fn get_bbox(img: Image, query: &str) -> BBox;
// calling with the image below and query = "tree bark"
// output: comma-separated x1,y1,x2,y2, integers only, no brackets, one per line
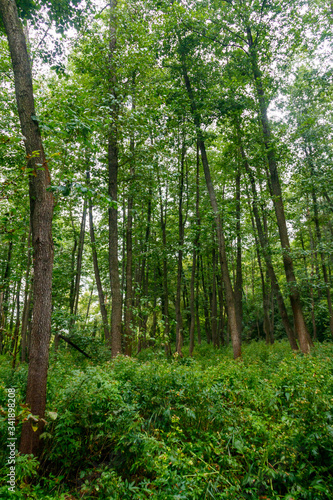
0,0,55,456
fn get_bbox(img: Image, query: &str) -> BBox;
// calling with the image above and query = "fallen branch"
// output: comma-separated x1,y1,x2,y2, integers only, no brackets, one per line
58,334,92,359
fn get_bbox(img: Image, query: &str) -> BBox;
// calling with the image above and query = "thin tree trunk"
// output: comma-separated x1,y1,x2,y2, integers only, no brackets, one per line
12,279,22,369
88,201,110,343
217,267,225,345
69,211,78,315
189,247,196,356
108,0,122,356
236,119,298,350
234,169,243,335
158,177,171,355
0,239,13,351
300,232,317,340
85,284,94,323
211,243,219,347
200,255,211,343
73,199,87,320
307,153,333,338
194,141,201,346
175,134,185,356
20,227,32,362
181,56,241,359
124,82,136,354
247,27,312,354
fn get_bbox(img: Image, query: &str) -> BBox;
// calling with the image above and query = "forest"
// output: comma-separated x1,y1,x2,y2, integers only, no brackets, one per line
0,0,333,498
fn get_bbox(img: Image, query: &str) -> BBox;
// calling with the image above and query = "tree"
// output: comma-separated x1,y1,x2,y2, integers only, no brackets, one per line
0,0,54,455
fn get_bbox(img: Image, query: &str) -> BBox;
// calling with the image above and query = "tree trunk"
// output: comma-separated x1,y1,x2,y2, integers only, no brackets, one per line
0,239,13,352
247,27,312,354
175,134,185,356
181,56,241,359
158,177,171,355
12,279,22,369
200,255,211,344
189,246,196,356
300,232,317,341
211,243,219,347
88,201,110,343
234,169,243,335
20,227,32,362
69,211,78,315
108,0,122,356
307,153,333,338
236,118,298,350
73,199,87,320
124,129,135,356
0,0,55,456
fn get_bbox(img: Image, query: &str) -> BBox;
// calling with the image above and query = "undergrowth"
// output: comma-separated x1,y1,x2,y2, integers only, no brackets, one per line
0,340,333,499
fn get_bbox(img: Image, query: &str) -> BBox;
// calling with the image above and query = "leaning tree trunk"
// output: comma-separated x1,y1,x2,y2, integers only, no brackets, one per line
0,0,54,456
72,199,87,321
239,132,298,350
181,55,241,359
247,27,312,354
87,183,110,343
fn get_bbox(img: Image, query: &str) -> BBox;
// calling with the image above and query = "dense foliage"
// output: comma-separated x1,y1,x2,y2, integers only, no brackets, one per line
1,341,333,499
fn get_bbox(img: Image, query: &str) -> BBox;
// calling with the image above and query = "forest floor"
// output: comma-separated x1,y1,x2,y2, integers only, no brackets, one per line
1,340,333,499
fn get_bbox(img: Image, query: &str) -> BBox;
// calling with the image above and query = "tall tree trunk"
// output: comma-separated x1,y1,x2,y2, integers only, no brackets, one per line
175,134,185,356
137,190,152,351
108,0,122,356
72,199,87,320
234,169,243,334
124,137,135,356
194,142,202,346
307,151,333,338
158,177,171,355
247,27,312,354
217,267,225,345
0,0,55,455
236,119,298,350
200,255,211,344
181,55,241,359
189,246,196,356
87,179,110,343
124,86,137,354
0,239,12,353
20,226,32,363
300,232,317,341
12,279,22,369
211,243,219,347
69,210,78,315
